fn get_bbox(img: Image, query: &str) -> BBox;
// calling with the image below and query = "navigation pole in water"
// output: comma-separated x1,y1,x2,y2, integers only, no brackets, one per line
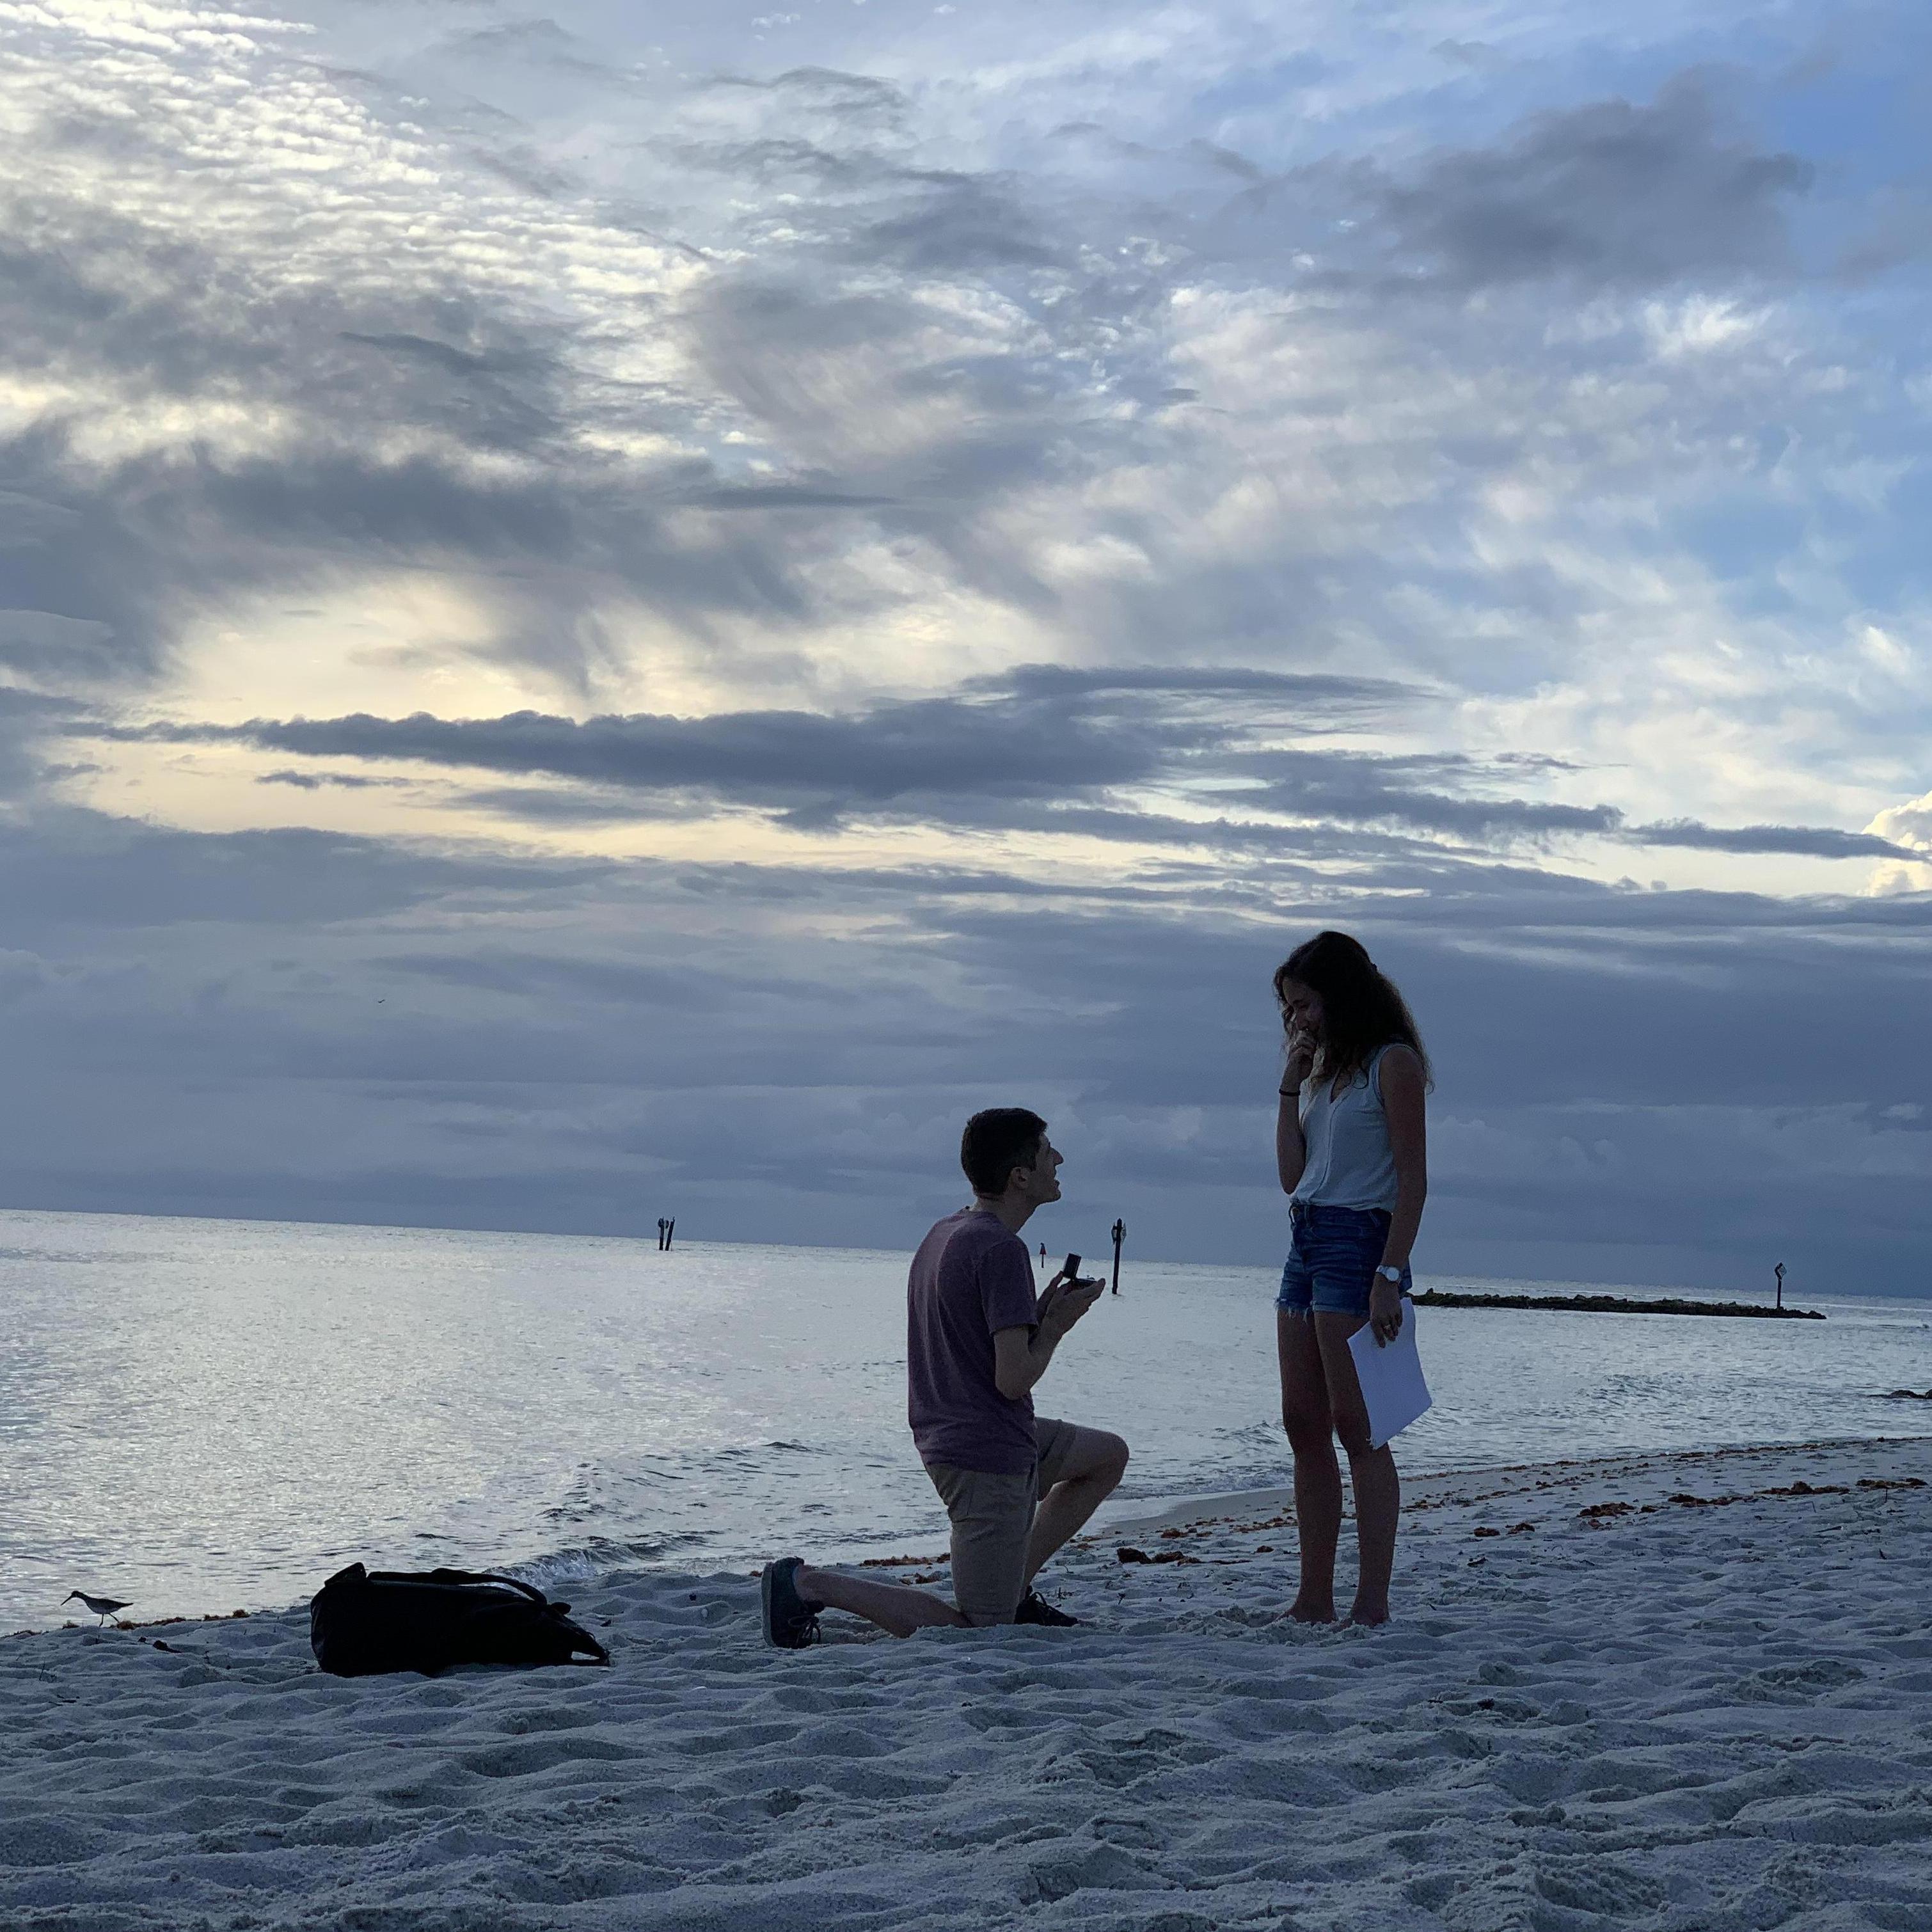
1775,1260,1784,1310
1111,1218,1125,1295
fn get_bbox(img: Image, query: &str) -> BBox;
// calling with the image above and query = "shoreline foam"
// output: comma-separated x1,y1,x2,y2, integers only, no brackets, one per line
6,1436,1932,1929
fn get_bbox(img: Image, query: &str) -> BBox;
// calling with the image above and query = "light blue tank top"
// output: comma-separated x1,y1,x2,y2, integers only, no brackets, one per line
1291,1044,1398,1211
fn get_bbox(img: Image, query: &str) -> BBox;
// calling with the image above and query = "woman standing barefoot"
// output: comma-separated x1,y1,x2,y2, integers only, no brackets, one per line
1272,931,1429,1626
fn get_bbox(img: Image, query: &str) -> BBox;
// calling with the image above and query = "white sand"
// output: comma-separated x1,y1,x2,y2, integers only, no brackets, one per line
6,1436,1932,1932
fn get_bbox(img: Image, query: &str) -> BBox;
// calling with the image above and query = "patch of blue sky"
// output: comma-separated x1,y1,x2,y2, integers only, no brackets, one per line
1172,49,1335,135
1749,72,1929,271
1768,63,1927,186
1162,22,1826,189
1812,473,1932,610
1672,499,1810,608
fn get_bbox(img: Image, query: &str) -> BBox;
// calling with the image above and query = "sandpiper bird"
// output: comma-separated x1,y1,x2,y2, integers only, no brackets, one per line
63,1591,132,1627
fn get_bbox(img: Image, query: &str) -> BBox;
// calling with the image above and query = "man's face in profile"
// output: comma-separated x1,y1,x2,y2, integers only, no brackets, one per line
1015,1136,1064,1207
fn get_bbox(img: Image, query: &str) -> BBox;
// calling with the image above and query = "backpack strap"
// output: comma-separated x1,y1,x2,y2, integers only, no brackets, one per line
434,1569,552,1607
363,1567,552,1608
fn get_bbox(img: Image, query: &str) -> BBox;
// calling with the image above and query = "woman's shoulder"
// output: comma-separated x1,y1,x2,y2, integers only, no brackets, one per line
1371,1041,1425,1091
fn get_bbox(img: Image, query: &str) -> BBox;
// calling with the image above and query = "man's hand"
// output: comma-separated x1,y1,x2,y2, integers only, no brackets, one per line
1038,1274,1104,1338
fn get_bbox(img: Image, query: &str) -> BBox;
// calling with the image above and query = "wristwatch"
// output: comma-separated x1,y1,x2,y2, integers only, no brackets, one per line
1375,1265,1403,1285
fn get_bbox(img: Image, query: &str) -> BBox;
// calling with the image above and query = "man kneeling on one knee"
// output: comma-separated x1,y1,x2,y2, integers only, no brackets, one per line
763,1109,1129,1645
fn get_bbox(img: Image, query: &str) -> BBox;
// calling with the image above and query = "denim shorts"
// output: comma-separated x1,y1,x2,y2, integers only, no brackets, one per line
1277,1203,1411,1316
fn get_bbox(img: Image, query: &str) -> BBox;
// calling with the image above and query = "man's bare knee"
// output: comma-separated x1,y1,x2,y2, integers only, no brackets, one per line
1096,1431,1129,1484
1335,1421,1377,1462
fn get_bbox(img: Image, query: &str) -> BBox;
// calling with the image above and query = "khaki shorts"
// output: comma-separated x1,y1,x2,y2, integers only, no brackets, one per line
924,1416,1079,1627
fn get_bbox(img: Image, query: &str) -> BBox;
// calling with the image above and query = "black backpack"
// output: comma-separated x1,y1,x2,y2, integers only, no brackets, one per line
310,1564,611,1677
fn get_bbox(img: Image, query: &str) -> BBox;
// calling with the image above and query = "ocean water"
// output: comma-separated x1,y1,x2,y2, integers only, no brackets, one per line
4,1207,1930,1634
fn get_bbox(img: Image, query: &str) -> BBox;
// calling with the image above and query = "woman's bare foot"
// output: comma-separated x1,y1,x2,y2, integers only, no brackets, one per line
1286,1594,1338,1624
1345,1599,1390,1627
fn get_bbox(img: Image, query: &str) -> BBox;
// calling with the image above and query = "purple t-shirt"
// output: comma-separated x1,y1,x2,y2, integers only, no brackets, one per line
907,1207,1040,1475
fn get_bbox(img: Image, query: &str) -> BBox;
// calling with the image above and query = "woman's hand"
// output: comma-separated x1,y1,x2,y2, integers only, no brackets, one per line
1283,1024,1316,1091
1368,1276,1404,1347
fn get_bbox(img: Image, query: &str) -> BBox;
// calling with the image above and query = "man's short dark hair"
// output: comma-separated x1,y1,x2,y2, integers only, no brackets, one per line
960,1108,1047,1198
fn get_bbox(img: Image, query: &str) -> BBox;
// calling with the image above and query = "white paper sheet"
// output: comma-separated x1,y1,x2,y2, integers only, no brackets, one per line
1347,1298,1431,1449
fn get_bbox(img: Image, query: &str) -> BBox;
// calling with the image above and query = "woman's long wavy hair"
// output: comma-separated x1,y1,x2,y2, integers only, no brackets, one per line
1272,930,1432,1091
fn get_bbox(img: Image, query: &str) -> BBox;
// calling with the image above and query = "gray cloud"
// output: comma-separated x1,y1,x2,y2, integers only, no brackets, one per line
1068,76,1815,303
258,769,413,792
436,19,621,83
705,67,911,122
338,331,547,381
0,686,92,800
456,784,711,825
52,668,1445,834
1630,819,1912,860
72,669,1404,825
86,693,1174,818
1244,751,1625,843
0,608,118,688
990,666,1418,705
682,481,899,509
0,439,171,692
75,672,1912,861
1353,80,1813,290
856,177,1061,273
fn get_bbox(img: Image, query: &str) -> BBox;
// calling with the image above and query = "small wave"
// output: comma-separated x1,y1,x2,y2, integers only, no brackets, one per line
1208,1421,1287,1446
541,1458,693,1524
711,1440,822,1462
505,1535,717,1592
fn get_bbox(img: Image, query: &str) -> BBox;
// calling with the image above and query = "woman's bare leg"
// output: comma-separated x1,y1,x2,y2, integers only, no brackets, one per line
1278,1308,1342,1622
1313,1311,1400,1625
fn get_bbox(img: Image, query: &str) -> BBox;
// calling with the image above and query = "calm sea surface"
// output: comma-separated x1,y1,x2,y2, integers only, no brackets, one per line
4,1208,1930,1633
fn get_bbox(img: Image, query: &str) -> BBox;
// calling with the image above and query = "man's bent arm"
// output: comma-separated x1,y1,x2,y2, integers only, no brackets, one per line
993,1322,1061,1400
992,1280,1102,1400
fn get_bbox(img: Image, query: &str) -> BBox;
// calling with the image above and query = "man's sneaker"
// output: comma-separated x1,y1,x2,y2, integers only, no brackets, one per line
1014,1588,1079,1627
761,1557,823,1649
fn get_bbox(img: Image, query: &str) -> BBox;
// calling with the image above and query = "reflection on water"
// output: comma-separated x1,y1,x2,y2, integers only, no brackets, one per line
3,1208,1929,1631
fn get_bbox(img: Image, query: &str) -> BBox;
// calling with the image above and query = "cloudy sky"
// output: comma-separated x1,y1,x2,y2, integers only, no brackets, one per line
2,0,1928,1291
